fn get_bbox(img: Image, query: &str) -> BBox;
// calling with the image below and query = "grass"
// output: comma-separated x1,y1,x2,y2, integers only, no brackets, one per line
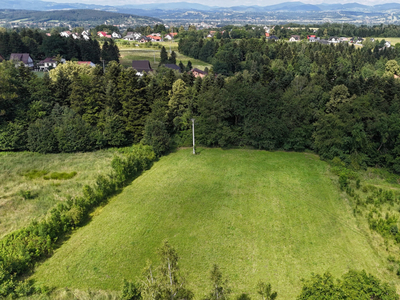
32,148,398,299
0,150,115,238
118,42,211,70
370,37,400,45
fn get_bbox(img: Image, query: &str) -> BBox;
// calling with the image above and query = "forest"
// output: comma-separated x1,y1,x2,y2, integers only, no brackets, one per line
2,33,400,173
0,28,120,63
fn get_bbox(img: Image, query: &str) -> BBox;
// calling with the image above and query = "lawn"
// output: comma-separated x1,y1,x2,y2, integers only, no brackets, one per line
370,37,400,45
0,150,115,238
32,148,397,299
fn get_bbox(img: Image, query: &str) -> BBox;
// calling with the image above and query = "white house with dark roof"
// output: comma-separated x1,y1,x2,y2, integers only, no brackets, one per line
38,57,66,71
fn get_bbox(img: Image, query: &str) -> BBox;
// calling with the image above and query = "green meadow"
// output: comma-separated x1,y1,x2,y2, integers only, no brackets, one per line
32,148,397,299
119,45,211,70
0,150,115,238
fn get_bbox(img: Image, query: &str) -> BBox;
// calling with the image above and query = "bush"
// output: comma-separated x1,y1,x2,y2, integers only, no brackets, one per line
43,171,77,180
18,190,36,200
339,174,349,190
23,169,48,180
121,280,141,300
297,270,398,300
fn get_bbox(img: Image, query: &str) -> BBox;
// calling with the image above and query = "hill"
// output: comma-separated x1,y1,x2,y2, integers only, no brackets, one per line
32,149,397,299
0,9,161,25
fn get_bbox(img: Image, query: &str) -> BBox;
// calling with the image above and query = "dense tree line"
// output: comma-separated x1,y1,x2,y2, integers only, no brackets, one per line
175,35,400,173
4,31,400,175
0,28,102,62
0,60,173,153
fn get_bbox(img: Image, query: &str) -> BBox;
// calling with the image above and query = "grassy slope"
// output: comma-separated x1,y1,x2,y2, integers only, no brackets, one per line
32,149,395,299
0,150,114,238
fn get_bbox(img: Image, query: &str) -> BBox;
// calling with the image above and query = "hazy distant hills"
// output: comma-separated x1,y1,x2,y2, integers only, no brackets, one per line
4,0,400,14
0,9,161,24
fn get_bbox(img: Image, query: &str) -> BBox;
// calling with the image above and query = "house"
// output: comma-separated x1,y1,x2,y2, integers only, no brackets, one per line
150,33,161,37
140,37,151,43
72,33,80,40
307,35,316,40
170,32,178,37
309,36,320,43
77,61,96,67
163,64,181,72
97,31,108,38
370,38,375,42
82,30,90,41
132,60,152,74
105,34,112,39
265,32,270,37
268,35,279,41
9,53,34,68
46,33,51,37
147,35,162,42
38,57,66,70
356,37,364,44
124,32,142,40
164,34,173,40
191,68,207,78
385,41,391,48
60,31,71,38
289,35,300,42
339,37,348,42
328,36,339,43
317,39,329,45
124,34,136,41
112,32,121,39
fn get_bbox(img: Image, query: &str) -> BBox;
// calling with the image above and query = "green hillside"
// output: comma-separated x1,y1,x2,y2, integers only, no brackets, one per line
32,149,397,299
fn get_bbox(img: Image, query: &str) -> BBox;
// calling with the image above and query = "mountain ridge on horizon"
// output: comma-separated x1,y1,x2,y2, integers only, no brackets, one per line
3,0,400,12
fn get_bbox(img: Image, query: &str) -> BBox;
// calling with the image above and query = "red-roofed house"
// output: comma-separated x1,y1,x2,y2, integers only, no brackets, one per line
170,32,178,37
105,34,112,39
265,32,270,37
307,35,316,40
147,35,162,42
77,61,96,67
97,31,108,38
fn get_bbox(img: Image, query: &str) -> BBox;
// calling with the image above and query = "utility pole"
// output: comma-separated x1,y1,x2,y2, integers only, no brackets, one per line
102,60,105,73
191,118,195,155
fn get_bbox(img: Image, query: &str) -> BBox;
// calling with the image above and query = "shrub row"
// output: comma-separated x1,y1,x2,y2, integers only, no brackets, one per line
0,145,156,298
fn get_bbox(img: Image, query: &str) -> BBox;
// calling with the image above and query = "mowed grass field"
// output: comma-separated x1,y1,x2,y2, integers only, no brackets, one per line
371,37,400,45
32,148,396,299
118,42,211,70
0,150,115,238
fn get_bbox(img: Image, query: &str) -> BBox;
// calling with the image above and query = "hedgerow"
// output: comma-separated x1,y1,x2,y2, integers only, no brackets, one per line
0,145,155,297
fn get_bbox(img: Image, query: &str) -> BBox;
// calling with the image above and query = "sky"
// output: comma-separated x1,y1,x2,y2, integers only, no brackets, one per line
40,0,400,7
